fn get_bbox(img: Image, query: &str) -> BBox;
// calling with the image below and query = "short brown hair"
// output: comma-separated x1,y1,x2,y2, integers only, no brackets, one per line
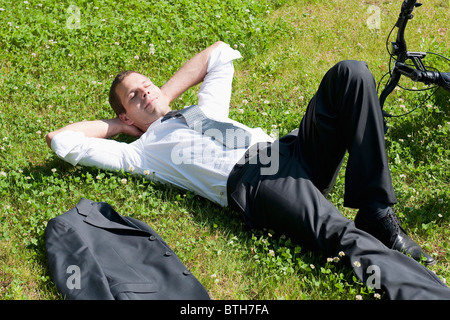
108,70,139,116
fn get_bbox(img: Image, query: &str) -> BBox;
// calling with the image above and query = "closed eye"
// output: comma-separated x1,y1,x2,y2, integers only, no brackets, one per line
129,91,137,100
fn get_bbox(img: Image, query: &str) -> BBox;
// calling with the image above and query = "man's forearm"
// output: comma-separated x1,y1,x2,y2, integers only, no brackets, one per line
161,41,223,104
45,118,129,149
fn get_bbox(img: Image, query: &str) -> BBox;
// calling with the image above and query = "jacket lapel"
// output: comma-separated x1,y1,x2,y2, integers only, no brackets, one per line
76,198,150,235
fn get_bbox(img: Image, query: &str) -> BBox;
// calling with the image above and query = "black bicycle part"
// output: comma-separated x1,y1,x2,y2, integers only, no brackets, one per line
378,0,449,133
379,0,422,110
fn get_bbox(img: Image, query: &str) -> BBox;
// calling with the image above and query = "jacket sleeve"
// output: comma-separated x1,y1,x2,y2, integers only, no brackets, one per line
45,217,114,300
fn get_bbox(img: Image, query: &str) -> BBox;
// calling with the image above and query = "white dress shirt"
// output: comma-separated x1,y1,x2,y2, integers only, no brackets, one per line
51,43,273,206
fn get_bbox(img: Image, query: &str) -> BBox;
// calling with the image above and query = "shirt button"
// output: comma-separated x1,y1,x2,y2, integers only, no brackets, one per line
164,251,172,256
149,235,156,241
183,270,191,276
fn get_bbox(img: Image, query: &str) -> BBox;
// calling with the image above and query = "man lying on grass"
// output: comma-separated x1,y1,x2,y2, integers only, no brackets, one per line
45,41,450,300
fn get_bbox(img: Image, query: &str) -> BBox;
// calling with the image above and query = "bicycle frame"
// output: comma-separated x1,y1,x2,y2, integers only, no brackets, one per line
379,0,422,110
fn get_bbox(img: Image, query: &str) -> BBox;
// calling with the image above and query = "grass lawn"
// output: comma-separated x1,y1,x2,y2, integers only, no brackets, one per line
0,0,448,300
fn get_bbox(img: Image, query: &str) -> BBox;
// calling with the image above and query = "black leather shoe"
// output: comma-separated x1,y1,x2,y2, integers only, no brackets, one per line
355,208,436,266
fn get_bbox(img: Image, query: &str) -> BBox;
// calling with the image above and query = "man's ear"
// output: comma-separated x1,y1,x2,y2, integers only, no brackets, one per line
118,113,134,126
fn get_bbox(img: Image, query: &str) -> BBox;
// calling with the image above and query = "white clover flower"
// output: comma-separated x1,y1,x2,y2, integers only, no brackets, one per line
268,250,275,256
121,178,127,184
269,131,279,139
144,169,150,175
51,168,57,173
128,165,135,172
353,261,361,268
339,251,345,257
310,264,315,269
355,295,362,300
374,293,381,299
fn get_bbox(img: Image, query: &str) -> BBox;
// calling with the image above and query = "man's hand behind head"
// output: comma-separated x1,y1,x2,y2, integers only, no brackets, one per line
117,116,145,137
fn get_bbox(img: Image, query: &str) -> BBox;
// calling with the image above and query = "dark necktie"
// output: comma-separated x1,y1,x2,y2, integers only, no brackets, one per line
162,105,251,149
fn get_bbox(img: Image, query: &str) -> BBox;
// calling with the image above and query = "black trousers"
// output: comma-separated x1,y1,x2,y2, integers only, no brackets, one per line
227,60,450,300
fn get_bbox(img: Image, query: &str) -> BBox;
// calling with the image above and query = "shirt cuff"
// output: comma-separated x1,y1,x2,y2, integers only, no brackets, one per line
207,42,242,73
51,130,88,166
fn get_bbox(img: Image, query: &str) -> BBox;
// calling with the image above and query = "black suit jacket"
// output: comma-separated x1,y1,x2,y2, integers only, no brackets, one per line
45,198,210,300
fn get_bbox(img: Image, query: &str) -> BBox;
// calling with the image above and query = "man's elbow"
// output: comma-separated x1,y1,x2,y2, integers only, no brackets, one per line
45,132,55,149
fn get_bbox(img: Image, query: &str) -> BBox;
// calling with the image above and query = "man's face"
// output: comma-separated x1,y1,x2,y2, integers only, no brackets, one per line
116,72,170,131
